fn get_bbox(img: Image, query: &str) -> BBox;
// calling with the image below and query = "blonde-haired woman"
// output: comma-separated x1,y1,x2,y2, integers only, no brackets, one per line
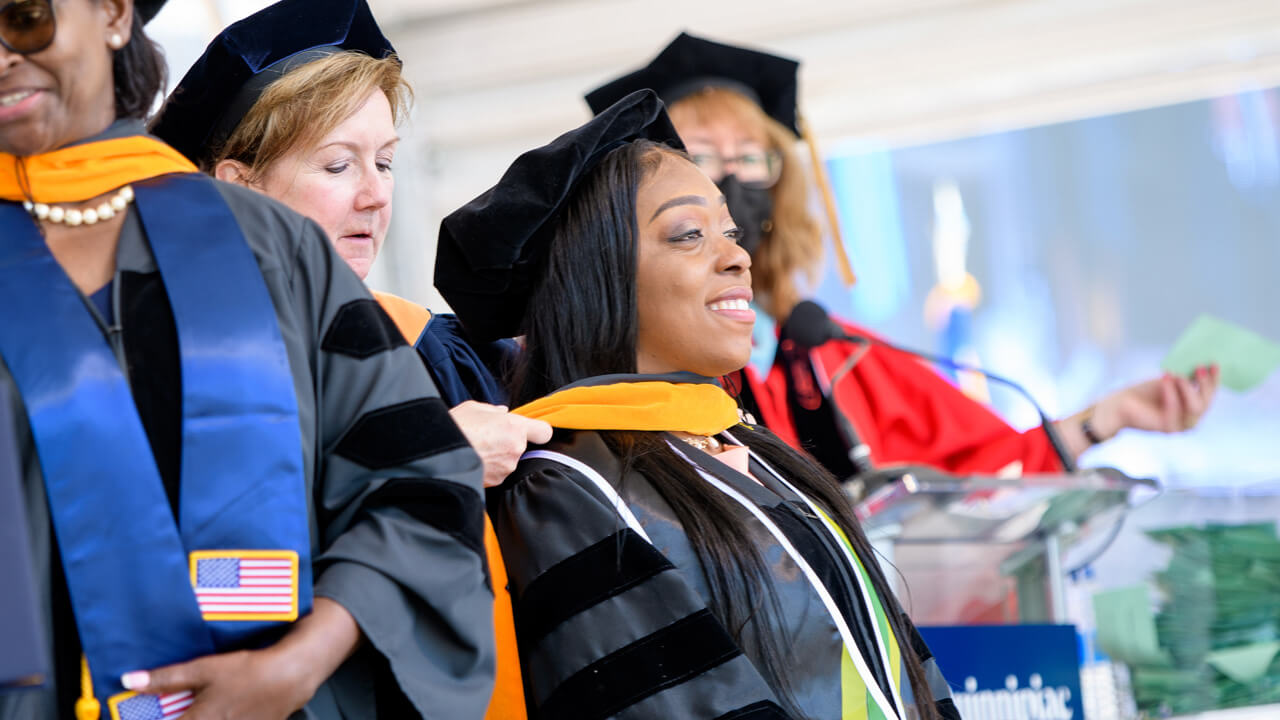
211,50,409,284
589,32,1219,482
153,1,538,717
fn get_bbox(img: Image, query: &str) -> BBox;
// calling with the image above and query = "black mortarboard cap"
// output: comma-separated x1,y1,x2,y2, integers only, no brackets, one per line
150,0,395,166
137,1,167,23
585,32,800,136
435,89,683,342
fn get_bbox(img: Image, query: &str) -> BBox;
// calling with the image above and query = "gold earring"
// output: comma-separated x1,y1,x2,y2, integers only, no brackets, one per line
109,33,124,49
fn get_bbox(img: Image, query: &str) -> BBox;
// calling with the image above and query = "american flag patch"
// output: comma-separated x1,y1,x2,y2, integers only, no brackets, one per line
109,690,194,720
188,550,298,621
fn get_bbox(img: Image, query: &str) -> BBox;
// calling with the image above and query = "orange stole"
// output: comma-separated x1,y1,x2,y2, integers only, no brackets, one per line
371,291,527,720
0,135,197,203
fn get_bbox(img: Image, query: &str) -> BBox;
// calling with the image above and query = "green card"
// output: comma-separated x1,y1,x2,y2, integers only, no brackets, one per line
1162,315,1280,392
1093,584,1170,666
1206,642,1280,685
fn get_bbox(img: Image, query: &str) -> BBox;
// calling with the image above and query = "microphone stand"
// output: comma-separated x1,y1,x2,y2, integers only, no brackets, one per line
839,333,1078,473
822,341,875,476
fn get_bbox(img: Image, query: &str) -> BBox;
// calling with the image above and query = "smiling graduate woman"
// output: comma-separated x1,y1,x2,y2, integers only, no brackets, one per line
0,1,493,719
436,90,962,720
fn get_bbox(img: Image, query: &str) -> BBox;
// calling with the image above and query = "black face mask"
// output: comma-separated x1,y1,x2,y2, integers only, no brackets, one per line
717,174,774,256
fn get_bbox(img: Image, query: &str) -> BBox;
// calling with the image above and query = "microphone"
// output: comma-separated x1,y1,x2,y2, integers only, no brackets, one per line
781,302,875,476
781,299,843,349
785,300,1077,474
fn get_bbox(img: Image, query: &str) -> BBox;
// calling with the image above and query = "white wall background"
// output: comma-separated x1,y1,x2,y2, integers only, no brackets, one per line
148,0,1280,309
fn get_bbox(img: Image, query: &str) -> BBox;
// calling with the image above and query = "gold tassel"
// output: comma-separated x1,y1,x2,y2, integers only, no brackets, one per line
798,113,856,287
76,655,100,720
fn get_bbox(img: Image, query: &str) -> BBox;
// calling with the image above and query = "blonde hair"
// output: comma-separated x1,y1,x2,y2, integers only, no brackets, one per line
668,87,822,320
213,51,412,180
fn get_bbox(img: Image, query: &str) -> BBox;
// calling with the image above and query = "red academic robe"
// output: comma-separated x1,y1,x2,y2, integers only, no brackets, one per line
739,315,1063,476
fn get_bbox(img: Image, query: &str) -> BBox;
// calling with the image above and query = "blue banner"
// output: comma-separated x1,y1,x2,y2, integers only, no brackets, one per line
920,624,1084,720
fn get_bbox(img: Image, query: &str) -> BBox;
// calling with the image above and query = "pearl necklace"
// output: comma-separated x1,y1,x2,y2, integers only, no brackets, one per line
23,185,134,227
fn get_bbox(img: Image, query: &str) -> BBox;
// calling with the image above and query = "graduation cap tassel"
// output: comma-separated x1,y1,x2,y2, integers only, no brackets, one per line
798,113,856,287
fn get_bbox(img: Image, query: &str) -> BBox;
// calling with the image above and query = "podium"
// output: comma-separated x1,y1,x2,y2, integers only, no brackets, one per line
854,466,1155,624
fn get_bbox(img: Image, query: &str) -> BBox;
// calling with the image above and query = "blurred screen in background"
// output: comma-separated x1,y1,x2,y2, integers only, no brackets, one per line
817,87,1280,488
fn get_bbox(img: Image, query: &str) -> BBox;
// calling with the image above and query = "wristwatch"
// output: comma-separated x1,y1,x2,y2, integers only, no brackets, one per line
1080,410,1105,446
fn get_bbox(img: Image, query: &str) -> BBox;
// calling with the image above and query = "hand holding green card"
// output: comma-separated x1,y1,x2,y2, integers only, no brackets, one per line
1162,315,1280,392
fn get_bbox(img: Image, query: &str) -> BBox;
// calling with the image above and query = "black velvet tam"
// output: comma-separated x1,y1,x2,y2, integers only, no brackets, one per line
585,32,801,136
435,89,682,343
137,0,167,23
149,0,395,166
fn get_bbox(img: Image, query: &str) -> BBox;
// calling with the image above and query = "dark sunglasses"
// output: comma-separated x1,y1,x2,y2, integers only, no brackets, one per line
0,0,55,55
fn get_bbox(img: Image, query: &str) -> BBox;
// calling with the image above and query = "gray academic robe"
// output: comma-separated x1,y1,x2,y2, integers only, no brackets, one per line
0,138,494,719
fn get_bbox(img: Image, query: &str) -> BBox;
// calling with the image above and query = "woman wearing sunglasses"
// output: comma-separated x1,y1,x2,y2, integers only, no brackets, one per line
0,1,493,719
588,33,1220,482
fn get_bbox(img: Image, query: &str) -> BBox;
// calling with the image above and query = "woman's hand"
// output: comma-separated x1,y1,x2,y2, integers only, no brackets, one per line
450,401,554,487
121,598,361,720
1057,364,1220,459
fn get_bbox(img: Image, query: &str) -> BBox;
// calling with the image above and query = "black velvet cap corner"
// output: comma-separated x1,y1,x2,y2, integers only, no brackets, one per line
149,0,395,166
136,0,167,23
585,32,801,136
435,89,683,343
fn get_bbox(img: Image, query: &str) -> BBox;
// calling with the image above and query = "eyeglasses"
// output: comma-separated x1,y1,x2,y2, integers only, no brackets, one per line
689,149,783,188
0,0,56,56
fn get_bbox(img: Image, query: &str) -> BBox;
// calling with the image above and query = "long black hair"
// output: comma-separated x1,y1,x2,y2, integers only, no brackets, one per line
510,140,941,720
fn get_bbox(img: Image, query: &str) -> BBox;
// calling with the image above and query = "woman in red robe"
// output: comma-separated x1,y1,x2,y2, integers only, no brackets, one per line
587,33,1219,480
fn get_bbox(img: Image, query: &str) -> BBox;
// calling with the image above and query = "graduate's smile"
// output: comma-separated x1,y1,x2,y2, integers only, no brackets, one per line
0,87,43,123
0,88,37,107
707,287,755,323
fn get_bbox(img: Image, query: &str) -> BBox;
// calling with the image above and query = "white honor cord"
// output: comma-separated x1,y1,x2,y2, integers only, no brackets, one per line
669,441,904,720
521,450,653,543
723,432,908,720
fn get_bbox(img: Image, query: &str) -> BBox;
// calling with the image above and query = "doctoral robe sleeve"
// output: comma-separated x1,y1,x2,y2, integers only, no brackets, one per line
416,313,515,407
285,214,495,718
491,458,792,720
762,318,1062,476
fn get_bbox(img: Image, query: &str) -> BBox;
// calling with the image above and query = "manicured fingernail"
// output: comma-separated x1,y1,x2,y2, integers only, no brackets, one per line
121,671,149,690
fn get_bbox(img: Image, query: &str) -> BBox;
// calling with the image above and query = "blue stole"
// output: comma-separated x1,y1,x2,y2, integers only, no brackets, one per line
0,173,310,697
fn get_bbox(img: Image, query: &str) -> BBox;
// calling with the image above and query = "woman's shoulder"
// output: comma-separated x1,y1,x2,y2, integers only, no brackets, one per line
499,430,646,509
822,312,934,377
828,313,886,343
508,430,618,485
208,177,330,265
